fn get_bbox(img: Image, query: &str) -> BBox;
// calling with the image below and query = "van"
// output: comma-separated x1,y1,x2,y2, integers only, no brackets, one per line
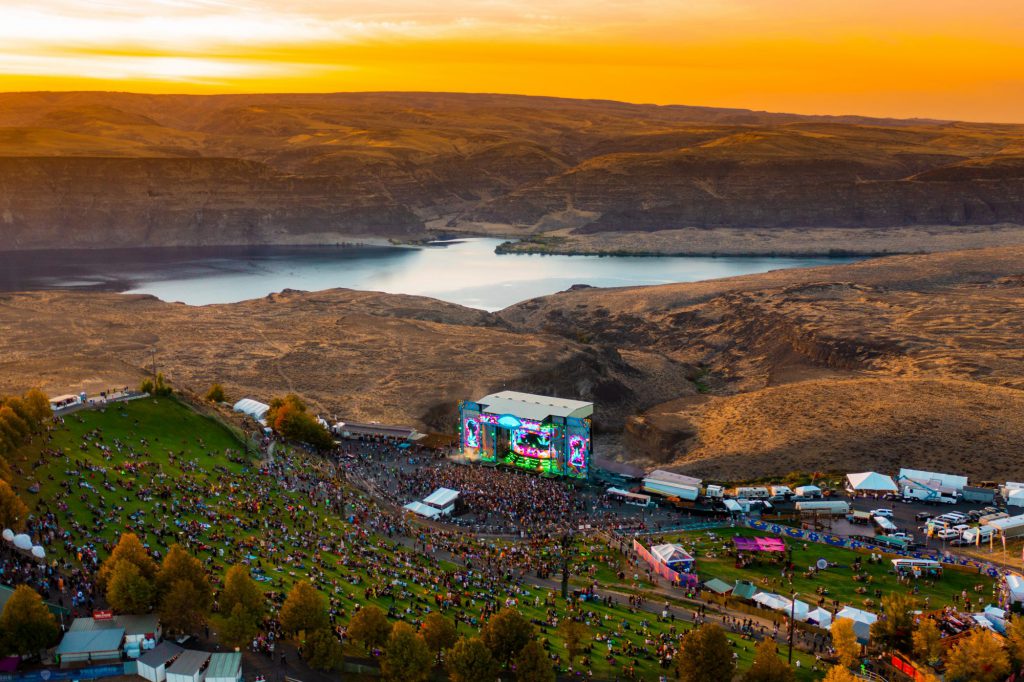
935,528,959,540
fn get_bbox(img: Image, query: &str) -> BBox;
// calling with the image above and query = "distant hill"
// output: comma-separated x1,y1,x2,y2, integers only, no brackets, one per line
1,91,1024,250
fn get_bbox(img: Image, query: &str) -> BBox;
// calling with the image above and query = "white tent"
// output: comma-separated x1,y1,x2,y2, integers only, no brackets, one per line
403,501,441,519
422,488,459,515
650,544,695,569
794,485,822,497
836,607,878,642
1007,489,1024,508
845,472,898,493
1006,574,1024,604
723,499,742,514
807,608,833,627
232,398,269,423
752,593,790,611
12,534,31,550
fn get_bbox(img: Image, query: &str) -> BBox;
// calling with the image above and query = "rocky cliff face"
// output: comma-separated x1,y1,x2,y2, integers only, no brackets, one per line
2,92,1024,250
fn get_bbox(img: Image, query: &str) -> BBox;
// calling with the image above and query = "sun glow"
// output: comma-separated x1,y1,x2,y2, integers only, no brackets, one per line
3,0,1024,122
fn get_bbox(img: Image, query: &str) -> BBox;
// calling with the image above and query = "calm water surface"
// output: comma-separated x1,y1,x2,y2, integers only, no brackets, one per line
1,239,855,311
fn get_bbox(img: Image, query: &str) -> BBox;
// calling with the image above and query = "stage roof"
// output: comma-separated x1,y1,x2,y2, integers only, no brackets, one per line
476,391,593,421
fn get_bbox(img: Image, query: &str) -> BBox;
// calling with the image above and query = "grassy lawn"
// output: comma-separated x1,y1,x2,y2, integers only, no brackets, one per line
659,527,995,612
13,398,827,680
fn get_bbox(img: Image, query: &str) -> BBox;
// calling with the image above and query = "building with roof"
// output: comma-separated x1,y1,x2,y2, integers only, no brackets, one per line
205,653,242,682
166,650,210,682
459,391,593,478
55,627,125,666
69,614,159,658
642,470,702,501
137,642,183,682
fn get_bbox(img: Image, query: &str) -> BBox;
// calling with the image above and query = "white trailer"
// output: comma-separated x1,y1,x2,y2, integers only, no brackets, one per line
642,470,701,501
987,514,1024,540
962,526,997,545
795,500,850,515
734,486,770,500
703,484,725,499
902,482,958,504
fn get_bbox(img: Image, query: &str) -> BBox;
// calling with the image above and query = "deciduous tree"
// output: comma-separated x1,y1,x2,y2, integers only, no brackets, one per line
221,565,265,622
871,592,917,652
106,560,156,613
0,586,59,657
823,666,857,682
347,604,390,652
445,637,500,682
97,533,158,592
675,624,734,682
946,629,1010,682
742,638,796,682
381,622,431,682
159,579,208,635
480,608,534,668
558,619,590,665
219,603,259,651
420,612,457,663
302,628,344,672
1006,615,1024,670
279,581,328,635
0,480,28,530
912,618,944,666
21,390,52,428
205,384,226,403
514,640,554,682
830,618,860,669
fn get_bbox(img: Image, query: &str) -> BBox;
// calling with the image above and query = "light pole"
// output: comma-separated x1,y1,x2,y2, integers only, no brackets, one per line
788,591,798,664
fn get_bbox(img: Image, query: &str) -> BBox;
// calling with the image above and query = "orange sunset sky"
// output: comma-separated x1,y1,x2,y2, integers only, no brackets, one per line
3,0,1024,122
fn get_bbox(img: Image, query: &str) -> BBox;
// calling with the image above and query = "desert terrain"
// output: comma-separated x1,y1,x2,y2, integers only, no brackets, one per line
2,92,1024,253
1,245,1023,480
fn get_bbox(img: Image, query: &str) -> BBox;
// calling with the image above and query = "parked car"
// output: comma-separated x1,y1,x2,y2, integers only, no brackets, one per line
935,528,960,540
915,511,934,522
945,512,969,523
871,508,894,518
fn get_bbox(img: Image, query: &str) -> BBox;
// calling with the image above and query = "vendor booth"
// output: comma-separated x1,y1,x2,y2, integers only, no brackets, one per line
137,642,184,682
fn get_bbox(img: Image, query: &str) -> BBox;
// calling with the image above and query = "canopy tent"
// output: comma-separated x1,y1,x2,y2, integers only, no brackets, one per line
403,501,441,519
723,499,743,514
232,398,269,423
650,544,695,570
733,537,786,552
1006,574,1024,604
846,472,898,492
733,580,759,600
752,593,790,611
703,578,733,595
794,485,822,497
836,607,878,642
807,608,833,627
1007,489,1024,508
422,488,459,510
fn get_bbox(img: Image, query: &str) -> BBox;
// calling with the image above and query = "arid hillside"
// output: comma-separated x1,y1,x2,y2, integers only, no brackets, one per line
3,92,1024,252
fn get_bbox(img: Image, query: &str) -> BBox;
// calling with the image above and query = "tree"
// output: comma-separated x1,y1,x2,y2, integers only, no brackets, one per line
912,618,944,667
742,638,796,682
221,565,265,622
830,618,860,669
158,545,212,601
1006,615,1024,670
21,390,51,428
514,640,554,682
823,666,858,682
871,592,917,652
106,560,156,613
946,630,1010,682
0,480,28,530
303,628,344,672
0,408,29,442
0,586,59,657
480,608,535,668
280,581,328,635
160,579,209,635
381,622,432,682
219,603,259,651
140,373,172,397
265,394,334,450
445,637,500,682
558,619,590,665
674,624,734,682
205,384,226,403
347,604,391,652
97,533,158,592
2,398,36,434
420,612,457,663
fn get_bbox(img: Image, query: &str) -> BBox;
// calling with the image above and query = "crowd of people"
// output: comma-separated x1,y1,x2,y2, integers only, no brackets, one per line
2,402,828,680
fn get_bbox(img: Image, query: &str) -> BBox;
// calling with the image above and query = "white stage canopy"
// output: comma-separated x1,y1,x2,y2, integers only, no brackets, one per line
845,472,898,492
403,501,441,519
423,488,460,509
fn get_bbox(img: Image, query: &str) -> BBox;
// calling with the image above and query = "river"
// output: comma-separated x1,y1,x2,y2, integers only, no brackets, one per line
0,239,856,311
